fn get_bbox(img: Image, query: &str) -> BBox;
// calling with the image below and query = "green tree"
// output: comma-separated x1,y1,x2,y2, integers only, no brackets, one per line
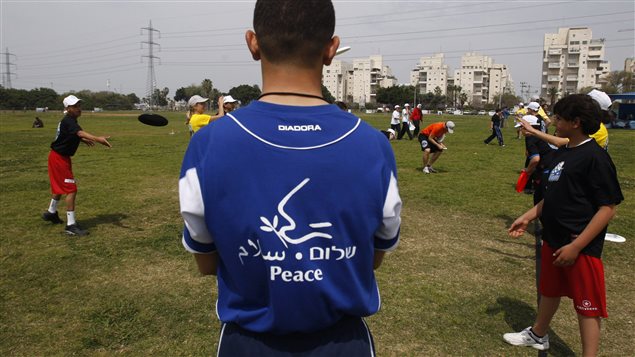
376,85,415,107
547,87,559,105
601,70,634,94
433,86,442,97
321,84,335,103
458,92,468,109
228,84,261,105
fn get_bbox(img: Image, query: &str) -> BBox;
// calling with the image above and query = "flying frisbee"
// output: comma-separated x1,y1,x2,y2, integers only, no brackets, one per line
604,233,626,243
138,113,168,127
335,46,351,56
515,170,529,192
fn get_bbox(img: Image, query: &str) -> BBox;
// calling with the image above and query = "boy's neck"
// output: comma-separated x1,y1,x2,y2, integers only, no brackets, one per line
259,61,327,106
566,131,589,148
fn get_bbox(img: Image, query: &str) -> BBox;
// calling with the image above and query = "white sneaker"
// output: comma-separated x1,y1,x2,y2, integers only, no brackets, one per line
423,167,430,174
503,327,549,351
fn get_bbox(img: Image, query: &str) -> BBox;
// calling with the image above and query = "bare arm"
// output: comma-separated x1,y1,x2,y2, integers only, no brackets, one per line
373,250,386,269
553,205,616,266
520,120,568,147
208,96,226,122
525,155,540,176
194,252,218,275
78,130,111,148
508,200,544,238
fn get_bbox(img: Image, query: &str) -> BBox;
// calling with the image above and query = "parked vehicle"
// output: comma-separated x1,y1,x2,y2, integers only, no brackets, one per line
478,110,487,115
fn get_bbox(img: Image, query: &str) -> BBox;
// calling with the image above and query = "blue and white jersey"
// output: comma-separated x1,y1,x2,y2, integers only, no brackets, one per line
179,101,401,334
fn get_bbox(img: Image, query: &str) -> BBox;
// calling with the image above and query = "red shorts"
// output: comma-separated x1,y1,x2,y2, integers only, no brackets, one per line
539,242,607,318
48,150,77,194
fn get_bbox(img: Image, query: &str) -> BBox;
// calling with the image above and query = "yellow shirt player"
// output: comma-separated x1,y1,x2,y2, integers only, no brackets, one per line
187,95,239,134
190,113,212,133
589,122,608,149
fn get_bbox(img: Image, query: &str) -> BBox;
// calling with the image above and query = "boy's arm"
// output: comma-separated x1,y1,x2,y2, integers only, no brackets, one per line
77,130,111,148
194,252,218,275
519,119,568,147
508,200,544,238
553,205,616,266
525,155,540,176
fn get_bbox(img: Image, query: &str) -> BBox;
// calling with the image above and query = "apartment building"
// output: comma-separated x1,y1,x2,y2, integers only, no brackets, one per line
451,53,513,106
322,55,396,105
540,27,611,99
409,53,449,95
625,58,634,73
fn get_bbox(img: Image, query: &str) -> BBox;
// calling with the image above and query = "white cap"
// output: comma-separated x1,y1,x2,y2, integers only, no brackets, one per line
387,128,396,136
63,95,81,107
417,104,422,108
516,114,540,128
394,104,400,108
526,102,541,112
223,95,238,104
518,102,524,107
445,121,455,133
587,89,612,111
404,103,410,107
188,95,209,107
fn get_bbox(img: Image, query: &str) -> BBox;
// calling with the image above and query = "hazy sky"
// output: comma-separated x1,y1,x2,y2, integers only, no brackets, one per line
1,0,633,100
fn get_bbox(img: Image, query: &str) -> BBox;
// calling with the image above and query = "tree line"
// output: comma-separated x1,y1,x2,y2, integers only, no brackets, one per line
0,86,140,111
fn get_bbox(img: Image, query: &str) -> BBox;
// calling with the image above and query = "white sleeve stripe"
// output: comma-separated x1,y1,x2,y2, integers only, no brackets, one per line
375,171,402,240
179,167,213,245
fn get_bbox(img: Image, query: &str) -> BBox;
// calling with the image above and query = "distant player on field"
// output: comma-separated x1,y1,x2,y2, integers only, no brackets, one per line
179,1,401,355
42,95,111,236
418,121,454,174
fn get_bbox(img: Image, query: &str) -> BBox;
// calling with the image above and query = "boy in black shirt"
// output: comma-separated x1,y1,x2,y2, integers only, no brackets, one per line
505,94,623,355
42,95,112,236
483,108,504,146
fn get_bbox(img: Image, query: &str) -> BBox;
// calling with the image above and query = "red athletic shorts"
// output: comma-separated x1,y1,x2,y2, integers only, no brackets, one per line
48,150,77,194
539,242,607,318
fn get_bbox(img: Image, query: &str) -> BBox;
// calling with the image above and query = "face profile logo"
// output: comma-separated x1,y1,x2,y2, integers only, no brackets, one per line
259,178,333,248
421,140,428,149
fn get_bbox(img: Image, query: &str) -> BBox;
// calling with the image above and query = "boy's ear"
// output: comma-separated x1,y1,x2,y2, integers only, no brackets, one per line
573,117,581,129
323,36,340,66
246,30,261,61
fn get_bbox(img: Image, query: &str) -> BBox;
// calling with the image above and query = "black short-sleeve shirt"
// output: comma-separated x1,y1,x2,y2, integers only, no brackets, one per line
51,115,82,157
491,114,501,127
540,139,623,258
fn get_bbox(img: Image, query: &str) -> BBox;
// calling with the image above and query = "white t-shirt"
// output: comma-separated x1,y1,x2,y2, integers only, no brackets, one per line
402,108,410,122
391,110,401,125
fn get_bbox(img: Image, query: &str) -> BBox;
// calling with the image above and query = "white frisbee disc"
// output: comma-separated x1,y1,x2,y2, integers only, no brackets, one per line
335,46,351,56
605,233,626,243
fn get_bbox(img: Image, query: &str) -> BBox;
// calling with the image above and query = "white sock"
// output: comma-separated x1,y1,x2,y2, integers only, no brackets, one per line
48,199,59,214
67,211,76,226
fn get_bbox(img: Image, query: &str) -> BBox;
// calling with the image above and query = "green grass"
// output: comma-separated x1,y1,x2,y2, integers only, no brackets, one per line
1,110,633,356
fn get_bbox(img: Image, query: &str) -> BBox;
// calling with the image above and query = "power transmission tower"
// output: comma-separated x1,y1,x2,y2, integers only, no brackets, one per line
520,82,527,102
141,21,160,109
1,48,17,89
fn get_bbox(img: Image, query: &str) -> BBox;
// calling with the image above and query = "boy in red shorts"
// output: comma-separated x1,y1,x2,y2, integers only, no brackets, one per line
42,95,112,236
505,94,623,355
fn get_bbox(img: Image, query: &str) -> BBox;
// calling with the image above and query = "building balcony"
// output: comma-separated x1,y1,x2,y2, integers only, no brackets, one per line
589,50,602,57
548,49,562,55
548,76,560,82
567,62,579,68
548,62,561,69
569,46,580,53
590,39,605,44
566,75,578,82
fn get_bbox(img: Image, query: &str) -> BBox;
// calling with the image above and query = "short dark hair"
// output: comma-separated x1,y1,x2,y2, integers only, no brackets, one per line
253,0,335,67
553,94,601,135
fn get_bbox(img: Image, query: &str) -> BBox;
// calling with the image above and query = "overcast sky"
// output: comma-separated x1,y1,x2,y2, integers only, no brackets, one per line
1,0,633,100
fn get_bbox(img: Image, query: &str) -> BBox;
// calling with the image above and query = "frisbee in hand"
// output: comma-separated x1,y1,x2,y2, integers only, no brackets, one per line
604,233,626,243
515,170,529,192
138,113,168,127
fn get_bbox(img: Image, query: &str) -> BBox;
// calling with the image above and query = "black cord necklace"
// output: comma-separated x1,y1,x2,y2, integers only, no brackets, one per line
258,92,329,103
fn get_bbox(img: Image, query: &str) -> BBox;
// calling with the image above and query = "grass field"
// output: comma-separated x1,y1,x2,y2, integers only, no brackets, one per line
1,109,633,356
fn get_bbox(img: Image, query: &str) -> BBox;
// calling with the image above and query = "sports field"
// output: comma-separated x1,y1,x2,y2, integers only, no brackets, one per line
1,110,633,356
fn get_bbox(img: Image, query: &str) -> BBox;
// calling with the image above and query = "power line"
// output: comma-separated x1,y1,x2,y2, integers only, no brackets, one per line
141,20,160,108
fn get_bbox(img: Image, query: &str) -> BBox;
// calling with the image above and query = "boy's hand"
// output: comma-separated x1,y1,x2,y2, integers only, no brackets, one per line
81,138,95,147
553,243,580,266
97,136,112,148
508,218,529,238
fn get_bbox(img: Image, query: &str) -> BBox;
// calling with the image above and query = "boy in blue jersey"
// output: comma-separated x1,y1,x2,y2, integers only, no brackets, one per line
178,1,402,356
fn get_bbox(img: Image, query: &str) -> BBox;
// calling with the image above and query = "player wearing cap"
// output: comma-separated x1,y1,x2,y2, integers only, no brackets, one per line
418,121,454,174
188,95,239,134
391,104,401,134
506,94,623,356
41,95,111,236
397,103,413,140
516,115,554,203
526,101,549,133
410,103,423,138
179,1,401,355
